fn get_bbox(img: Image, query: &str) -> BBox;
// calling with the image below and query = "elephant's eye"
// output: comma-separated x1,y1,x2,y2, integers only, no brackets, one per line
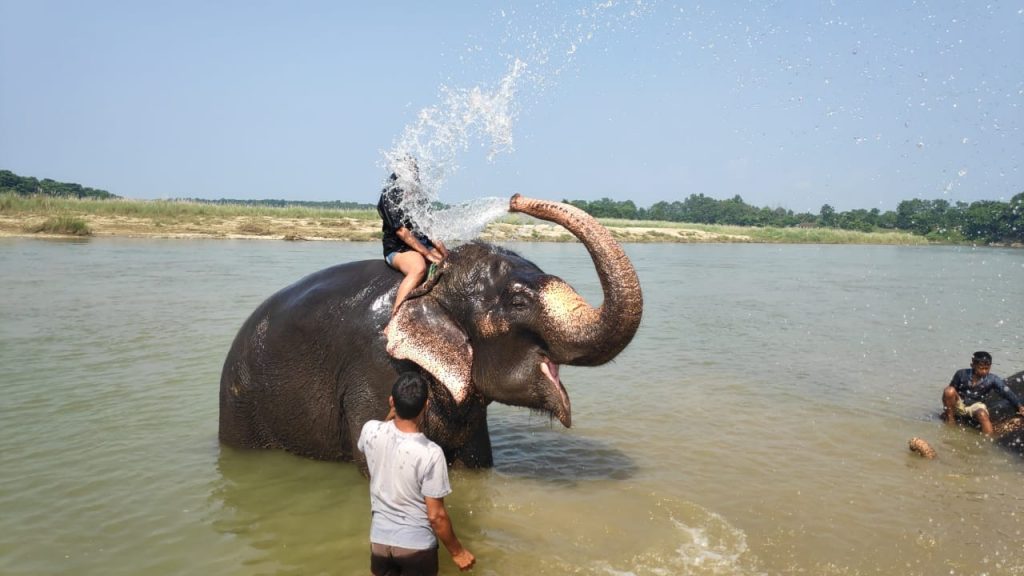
508,284,532,310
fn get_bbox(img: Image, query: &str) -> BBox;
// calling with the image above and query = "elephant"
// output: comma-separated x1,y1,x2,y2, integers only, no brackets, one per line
989,370,1024,456
218,194,643,470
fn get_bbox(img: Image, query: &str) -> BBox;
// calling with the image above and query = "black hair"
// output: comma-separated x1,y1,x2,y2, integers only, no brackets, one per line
972,351,993,365
392,372,429,419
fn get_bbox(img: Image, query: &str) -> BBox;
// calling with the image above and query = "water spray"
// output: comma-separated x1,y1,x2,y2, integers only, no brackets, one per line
379,1,652,244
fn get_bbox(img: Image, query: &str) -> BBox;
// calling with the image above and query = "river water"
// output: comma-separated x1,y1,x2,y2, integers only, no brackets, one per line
1,237,1022,575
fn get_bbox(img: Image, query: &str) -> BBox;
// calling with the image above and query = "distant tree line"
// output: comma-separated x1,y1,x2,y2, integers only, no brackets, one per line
5,169,1020,244
177,197,376,211
566,192,1024,245
1,169,119,199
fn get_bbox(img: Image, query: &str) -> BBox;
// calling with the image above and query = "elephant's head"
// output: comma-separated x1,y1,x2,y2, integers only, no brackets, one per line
384,195,643,429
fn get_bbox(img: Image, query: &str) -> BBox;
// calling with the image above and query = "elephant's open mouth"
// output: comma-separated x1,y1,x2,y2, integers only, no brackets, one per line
540,357,572,428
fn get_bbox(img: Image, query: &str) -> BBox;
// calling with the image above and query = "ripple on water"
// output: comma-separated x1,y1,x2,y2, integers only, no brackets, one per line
490,417,638,483
4,240,1024,575
457,476,764,576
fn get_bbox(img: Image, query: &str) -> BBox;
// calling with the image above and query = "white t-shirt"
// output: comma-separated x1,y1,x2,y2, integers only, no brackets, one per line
357,419,452,550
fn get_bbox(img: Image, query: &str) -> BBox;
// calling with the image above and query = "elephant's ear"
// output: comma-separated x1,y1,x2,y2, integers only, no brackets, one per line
385,296,473,404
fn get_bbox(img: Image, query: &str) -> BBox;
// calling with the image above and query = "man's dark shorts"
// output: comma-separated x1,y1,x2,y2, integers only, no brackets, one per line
370,542,439,576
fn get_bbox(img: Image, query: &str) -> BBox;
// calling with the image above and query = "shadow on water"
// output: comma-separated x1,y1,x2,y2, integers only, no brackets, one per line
207,446,369,574
33,236,93,245
488,414,637,484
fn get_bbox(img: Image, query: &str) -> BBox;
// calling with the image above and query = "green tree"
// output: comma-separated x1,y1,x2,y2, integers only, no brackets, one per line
1007,192,1024,243
819,204,837,227
895,199,950,235
0,169,118,199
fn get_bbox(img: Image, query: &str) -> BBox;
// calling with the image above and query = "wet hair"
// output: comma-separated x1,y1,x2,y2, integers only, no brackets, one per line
389,155,419,181
972,351,993,365
392,372,429,419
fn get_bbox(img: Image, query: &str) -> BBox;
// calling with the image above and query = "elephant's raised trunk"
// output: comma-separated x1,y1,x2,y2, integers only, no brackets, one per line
509,194,643,366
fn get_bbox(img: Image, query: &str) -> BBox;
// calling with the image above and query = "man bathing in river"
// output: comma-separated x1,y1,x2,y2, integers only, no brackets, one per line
358,373,476,574
942,351,1024,437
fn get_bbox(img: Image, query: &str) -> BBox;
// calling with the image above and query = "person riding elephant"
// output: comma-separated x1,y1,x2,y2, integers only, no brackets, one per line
912,369,1024,459
377,157,449,316
219,194,643,470
942,351,1024,437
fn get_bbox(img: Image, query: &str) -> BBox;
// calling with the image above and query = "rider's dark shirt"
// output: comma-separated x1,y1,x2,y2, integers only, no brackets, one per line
949,368,1023,408
377,183,432,258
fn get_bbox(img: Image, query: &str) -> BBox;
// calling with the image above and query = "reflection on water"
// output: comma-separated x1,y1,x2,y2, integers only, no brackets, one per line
489,410,637,483
31,236,93,245
210,447,370,575
1,239,1023,575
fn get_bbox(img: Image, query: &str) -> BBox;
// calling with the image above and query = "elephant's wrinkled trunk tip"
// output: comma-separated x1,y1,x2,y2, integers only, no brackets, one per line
503,194,643,366
909,437,936,459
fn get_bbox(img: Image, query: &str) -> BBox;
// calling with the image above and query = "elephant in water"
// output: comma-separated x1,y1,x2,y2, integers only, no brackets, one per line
990,371,1024,456
911,370,1024,459
219,195,643,469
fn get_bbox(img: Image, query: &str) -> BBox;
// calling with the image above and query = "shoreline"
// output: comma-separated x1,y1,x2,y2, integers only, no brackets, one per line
0,214,751,243
0,212,939,246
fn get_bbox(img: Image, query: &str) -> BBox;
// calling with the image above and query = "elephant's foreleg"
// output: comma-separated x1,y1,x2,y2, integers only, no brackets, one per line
449,417,493,468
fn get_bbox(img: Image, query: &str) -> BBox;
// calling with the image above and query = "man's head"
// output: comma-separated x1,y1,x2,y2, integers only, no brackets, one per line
391,372,429,420
972,351,993,366
389,155,420,183
972,351,993,376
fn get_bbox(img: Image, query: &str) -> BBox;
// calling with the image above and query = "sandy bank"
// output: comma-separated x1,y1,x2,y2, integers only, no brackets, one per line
0,213,754,243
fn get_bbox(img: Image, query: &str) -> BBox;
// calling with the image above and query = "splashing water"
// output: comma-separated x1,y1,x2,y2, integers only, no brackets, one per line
379,1,652,244
383,57,525,199
421,197,512,243
380,58,526,243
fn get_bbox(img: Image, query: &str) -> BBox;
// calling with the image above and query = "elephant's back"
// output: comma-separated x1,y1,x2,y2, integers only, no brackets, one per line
988,370,1024,421
1007,370,1024,391
231,259,396,354
281,258,393,297
995,370,1024,456
273,259,396,316
219,259,399,455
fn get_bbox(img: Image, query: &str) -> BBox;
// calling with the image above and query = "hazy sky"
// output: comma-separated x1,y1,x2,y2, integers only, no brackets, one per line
1,1,1021,212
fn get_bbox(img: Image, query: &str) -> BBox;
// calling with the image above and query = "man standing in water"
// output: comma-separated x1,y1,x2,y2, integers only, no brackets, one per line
358,372,476,574
378,158,448,315
942,351,1024,436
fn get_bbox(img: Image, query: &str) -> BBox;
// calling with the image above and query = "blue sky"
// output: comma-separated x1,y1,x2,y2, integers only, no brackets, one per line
1,1,1021,212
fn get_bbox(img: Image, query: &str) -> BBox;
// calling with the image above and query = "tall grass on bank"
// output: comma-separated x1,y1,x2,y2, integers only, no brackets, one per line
597,217,929,245
0,193,379,220
27,216,92,236
2,193,931,245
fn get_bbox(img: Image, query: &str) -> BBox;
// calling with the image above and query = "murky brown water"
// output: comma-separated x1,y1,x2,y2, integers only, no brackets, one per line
2,238,1022,575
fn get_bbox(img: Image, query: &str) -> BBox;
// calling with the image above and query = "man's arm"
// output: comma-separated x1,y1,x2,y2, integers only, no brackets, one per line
949,369,965,389
395,227,443,263
426,496,475,571
434,238,449,259
992,377,1024,416
356,420,381,454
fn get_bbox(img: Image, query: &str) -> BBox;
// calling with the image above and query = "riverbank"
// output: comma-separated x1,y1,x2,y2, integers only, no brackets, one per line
0,195,931,245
